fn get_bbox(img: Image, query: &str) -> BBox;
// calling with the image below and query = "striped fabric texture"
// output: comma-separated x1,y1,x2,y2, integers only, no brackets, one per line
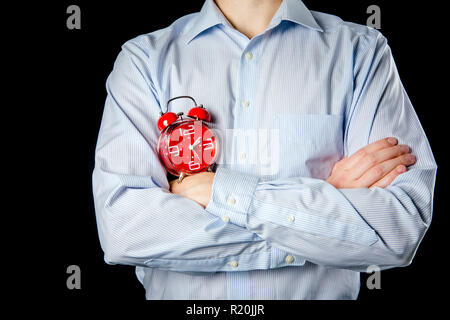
92,0,437,299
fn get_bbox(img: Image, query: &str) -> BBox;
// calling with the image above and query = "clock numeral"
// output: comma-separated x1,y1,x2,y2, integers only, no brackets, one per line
203,138,214,151
188,161,201,171
180,124,195,136
168,145,180,156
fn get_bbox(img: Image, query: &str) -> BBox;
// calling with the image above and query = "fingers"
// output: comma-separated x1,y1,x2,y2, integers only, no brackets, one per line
326,137,416,190
349,144,410,180
357,153,416,187
369,165,406,189
343,137,398,170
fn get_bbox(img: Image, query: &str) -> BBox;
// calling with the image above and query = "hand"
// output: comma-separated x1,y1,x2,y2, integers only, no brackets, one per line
326,137,416,189
169,171,215,208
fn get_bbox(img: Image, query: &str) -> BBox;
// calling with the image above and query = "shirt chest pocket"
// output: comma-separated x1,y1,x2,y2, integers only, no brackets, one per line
273,114,344,179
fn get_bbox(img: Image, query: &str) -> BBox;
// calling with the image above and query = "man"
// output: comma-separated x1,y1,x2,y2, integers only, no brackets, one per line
92,0,437,299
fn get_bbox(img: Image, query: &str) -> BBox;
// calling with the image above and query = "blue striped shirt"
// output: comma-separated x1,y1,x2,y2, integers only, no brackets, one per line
92,0,437,299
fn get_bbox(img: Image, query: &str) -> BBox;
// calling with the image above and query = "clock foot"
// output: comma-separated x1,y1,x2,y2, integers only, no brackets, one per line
177,172,186,184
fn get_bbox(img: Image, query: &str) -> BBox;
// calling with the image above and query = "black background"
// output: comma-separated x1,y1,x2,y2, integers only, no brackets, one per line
27,0,446,309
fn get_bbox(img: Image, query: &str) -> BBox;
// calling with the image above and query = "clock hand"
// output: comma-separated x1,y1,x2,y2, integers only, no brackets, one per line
192,148,201,161
188,137,203,161
192,137,202,148
188,137,202,152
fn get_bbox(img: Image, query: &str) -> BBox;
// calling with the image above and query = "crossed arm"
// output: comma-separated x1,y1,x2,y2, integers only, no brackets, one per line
93,37,437,273
170,137,417,208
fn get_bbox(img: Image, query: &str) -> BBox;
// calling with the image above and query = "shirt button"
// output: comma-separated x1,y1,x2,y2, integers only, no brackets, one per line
287,215,295,223
241,100,250,108
227,197,236,206
230,261,239,268
239,152,246,160
245,52,253,60
221,216,230,223
285,255,295,264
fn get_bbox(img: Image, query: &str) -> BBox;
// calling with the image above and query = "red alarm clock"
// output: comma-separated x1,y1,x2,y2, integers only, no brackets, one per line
157,96,218,183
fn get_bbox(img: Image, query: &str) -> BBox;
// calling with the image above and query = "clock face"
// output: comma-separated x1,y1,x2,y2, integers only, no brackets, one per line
158,119,217,176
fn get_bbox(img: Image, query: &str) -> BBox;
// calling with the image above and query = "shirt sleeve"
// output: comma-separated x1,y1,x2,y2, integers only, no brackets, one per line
92,41,305,272
205,33,437,272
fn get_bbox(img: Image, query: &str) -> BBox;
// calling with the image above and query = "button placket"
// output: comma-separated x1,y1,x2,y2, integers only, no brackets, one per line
233,41,260,170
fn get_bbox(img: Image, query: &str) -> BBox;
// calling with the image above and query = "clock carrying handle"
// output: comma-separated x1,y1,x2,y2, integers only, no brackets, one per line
163,95,202,115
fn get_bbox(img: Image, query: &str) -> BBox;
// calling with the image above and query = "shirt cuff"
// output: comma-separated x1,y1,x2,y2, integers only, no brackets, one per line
143,246,306,272
205,167,259,227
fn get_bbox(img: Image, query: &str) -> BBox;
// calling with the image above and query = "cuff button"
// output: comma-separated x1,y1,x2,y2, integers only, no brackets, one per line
285,255,295,264
227,197,236,206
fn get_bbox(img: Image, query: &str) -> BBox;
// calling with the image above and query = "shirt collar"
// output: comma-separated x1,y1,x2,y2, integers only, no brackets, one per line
185,0,323,44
